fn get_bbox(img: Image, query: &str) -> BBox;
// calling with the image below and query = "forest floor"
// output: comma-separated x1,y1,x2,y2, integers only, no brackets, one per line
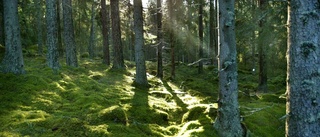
0,55,286,137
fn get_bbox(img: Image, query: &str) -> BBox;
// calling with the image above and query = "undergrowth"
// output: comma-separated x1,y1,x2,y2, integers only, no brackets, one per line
0,56,285,137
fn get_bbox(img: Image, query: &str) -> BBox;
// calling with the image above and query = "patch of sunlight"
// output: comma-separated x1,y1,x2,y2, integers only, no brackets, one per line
0,131,20,137
11,110,50,123
187,103,218,112
179,94,200,106
85,124,110,135
148,96,180,111
176,120,204,137
52,82,65,91
60,73,72,80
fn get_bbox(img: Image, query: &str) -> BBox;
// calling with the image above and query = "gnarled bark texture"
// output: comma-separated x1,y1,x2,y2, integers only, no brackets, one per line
213,0,244,136
286,0,320,136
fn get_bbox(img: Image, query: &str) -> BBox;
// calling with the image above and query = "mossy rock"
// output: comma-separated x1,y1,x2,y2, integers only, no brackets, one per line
99,106,128,125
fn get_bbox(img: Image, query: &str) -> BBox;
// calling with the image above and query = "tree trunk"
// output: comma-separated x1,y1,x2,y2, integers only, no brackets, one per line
89,2,96,59
0,0,4,46
168,0,175,79
63,0,78,67
57,0,64,57
258,0,268,92
156,0,163,79
133,0,148,86
46,0,60,71
286,0,320,136
111,0,125,69
35,0,43,55
198,0,203,74
101,0,110,65
1,0,25,74
213,0,244,136
209,0,214,63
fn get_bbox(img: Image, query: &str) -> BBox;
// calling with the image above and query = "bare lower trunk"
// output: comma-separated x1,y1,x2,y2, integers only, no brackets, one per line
111,0,125,69
2,0,25,74
101,0,110,65
213,0,244,136
286,0,320,136
63,0,78,67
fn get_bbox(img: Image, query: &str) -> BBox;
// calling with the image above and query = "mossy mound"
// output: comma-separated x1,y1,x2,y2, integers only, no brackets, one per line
98,106,128,125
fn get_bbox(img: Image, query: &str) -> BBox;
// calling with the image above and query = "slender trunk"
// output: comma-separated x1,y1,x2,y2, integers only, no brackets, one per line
57,0,63,57
213,0,244,136
209,0,214,62
101,0,110,65
2,0,25,74
63,0,78,67
46,0,60,71
258,0,268,92
156,0,163,79
133,0,148,86
198,0,203,74
35,0,43,55
89,2,96,59
168,0,175,79
111,0,125,69
0,0,4,46
286,0,320,136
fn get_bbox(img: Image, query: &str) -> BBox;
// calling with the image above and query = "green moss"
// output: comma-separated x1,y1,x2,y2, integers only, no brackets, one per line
0,56,286,137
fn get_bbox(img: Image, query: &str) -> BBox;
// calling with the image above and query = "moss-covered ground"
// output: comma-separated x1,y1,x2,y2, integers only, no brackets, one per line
0,55,286,137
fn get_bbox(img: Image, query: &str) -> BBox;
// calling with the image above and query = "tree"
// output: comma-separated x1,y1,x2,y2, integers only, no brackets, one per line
35,0,44,55
156,0,163,79
133,0,148,86
1,0,25,74
286,0,320,136
257,0,268,92
167,0,175,79
209,0,218,65
57,0,64,57
213,0,244,136
198,0,203,74
111,0,125,69
101,0,110,65
63,0,78,67
88,1,96,59
0,0,3,46
46,0,60,71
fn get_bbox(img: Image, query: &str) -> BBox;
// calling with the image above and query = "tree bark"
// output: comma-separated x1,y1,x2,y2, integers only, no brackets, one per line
89,2,96,59
101,0,110,65
213,0,244,136
0,0,4,46
46,0,60,71
63,0,78,67
198,0,203,74
57,0,64,57
35,0,44,55
1,0,25,74
156,0,163,79
111,0,125,69
133,0,148,86
168,0,175,79
286,0,320,136
258,0,268,92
